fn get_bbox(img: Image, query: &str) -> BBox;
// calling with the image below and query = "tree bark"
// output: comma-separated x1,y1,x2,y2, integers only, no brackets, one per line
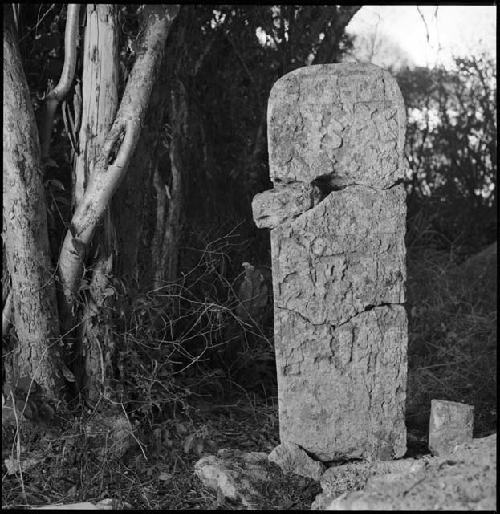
113,56,170,288
163,85,185,284
74,5,119,209
3,13,65,399
150,7,216,287
152,82,185,288
74,4,119,402
58,5,179,316
312,6,361,65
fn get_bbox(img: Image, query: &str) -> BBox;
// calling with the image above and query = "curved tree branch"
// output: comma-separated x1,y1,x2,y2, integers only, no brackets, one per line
58,5,180,309
40,4,80,160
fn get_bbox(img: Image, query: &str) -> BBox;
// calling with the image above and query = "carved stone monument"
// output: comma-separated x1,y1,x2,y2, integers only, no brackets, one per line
252,63,408,462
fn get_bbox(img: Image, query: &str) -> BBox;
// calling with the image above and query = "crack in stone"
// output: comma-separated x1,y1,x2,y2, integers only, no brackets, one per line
255,64,408,462
261,178,403,227
334,302,403,330
278,301,403,331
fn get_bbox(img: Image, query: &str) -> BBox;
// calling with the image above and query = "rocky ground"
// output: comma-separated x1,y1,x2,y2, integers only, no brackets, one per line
2,392,496,510
2,244,496,509
195,433,496,510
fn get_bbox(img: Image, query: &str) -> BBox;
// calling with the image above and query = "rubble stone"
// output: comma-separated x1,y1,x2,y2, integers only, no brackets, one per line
314,434,496,511
268,442,325,481
428,399,474,456
194,449,269,509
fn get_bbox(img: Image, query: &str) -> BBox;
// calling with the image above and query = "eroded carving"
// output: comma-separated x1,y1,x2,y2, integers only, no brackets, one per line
253,63,408,462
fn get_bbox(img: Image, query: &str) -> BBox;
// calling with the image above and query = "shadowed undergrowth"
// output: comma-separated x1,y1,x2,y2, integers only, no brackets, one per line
2,242,497,509
406,244,497,438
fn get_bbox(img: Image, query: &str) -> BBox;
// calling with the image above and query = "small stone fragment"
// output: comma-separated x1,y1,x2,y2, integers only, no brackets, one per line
32,499,115,510
194,455,240,501
194,450,269,508
268,442,325,481
314,458,425,508
321,490,391,510
429,399,474,456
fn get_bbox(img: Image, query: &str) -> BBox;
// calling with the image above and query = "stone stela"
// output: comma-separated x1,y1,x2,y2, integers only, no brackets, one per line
252,63,408,462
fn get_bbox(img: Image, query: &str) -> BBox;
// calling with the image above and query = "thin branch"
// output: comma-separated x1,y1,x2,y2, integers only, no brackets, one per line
18,4,56,43
416,6,430,45
58,5,180,309
40,4,80,160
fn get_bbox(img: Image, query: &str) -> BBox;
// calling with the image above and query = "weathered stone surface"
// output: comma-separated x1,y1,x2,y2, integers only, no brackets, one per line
272,186,406,326
321,460,421,496
267,63,406,188
312,458,424,508
428,399,474,456
315,434,496,510
268,442,325,481
252,63,408,462
276,305,407,462
252,183,314,229
194,449,270,509
194,448,323,509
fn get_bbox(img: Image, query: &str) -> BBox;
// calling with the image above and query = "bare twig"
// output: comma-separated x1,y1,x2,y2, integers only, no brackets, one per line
19,4,57,43
10,391,27,503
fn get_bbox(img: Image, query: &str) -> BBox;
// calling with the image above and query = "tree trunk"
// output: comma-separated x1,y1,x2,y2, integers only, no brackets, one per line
162,84,185,284
150,7,217,287
3,12,65,400
74,4,119,402
57,5,179,320
151,82,185,288
312,6,361,65
113,58,171,289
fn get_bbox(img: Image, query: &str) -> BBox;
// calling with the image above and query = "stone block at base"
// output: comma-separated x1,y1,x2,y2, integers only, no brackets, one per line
268,442,325,481
429,399,474,456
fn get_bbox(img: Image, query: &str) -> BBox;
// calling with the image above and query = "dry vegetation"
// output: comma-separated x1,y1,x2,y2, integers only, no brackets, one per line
406,244,497,440
2,241,497,509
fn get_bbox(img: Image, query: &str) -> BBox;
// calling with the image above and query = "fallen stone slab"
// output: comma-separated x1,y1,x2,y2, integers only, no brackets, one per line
268,442,325,481
428,399,474,456
312,458,424,509
313,434,496,510
194,448,323,509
